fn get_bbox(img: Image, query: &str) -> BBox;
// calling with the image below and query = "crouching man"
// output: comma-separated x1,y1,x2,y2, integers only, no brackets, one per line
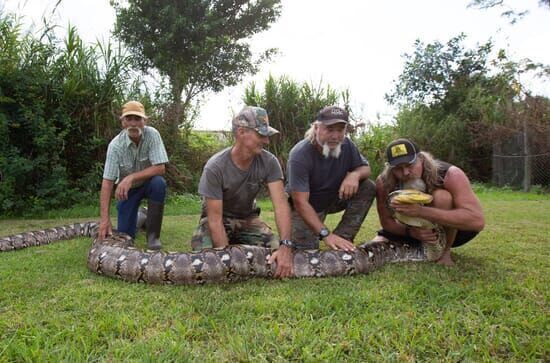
286,106,376,251
98,101,169,250
375,138,485,265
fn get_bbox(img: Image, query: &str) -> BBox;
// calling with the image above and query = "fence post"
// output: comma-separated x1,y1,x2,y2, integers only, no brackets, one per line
523,118,531,192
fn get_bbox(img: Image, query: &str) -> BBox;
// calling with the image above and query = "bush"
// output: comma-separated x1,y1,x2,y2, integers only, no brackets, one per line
243,74,350,172
355,123,400,179
0,14,133,215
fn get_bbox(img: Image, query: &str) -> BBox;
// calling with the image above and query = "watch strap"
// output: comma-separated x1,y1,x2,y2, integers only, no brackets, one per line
279,239,295,249
318,227,330,240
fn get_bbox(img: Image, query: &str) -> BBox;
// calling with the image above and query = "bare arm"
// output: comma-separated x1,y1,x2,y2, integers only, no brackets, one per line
292,190,324,236
99,179,115,240
267,180,292,240
423,167,484,231
339,165,371,200
392,167,485,231
375,176,408,236
266,180,293,278
204,198,229,248
115,164,166,201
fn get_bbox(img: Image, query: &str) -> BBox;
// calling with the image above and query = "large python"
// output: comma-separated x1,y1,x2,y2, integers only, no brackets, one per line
0,190,442,285
0,223,439,285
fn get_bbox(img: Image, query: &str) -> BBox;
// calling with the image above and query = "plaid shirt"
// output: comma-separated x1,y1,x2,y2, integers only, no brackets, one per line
103,126,169,187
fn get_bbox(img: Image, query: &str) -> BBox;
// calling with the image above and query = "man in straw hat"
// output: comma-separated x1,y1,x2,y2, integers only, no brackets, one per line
190,106,294,278
286,106,376,251
99,101,169,250
374,138,485,266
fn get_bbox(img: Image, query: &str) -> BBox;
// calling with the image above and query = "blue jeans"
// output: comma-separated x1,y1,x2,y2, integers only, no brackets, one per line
116,176,166,238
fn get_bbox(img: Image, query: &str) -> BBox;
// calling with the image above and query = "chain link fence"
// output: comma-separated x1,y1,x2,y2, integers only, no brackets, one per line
492,152,550,188
492,128,550,189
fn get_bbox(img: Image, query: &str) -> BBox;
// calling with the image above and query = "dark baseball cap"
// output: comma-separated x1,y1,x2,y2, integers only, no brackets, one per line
316,106,349,125
386,138,420,167
232,106,279,136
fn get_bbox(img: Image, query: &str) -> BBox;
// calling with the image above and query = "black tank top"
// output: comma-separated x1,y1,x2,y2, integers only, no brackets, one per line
436,160,453,188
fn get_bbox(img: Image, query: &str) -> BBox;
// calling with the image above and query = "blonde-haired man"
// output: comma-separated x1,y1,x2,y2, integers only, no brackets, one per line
375,138,485,266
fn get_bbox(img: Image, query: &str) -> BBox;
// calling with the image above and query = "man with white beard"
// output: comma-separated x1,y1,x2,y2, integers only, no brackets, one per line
286,106,376,250
98,101,169,250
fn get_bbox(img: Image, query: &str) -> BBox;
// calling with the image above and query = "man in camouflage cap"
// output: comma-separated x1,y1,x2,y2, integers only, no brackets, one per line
191,106,294,278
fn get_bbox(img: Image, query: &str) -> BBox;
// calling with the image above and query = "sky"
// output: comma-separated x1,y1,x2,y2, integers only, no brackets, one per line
2,0,549,131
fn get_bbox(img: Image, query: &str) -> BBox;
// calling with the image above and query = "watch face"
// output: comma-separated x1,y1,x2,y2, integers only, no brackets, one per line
319,227,329,238
280,240,294,248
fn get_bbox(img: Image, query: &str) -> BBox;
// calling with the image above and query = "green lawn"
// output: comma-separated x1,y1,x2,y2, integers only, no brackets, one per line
0,189,548,361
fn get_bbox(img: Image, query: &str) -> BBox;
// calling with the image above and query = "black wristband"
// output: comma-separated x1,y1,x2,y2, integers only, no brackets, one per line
279,239,295,249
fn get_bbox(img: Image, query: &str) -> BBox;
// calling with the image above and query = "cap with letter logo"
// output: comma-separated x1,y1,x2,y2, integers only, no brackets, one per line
385,138,420,167
316,106,349,125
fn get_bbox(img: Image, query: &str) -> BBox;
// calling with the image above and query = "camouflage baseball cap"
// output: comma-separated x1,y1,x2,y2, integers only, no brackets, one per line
232,106,279,136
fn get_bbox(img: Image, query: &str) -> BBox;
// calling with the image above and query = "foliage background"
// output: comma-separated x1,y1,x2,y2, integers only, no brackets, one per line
1,7,548,217
242,75,352,172
0,14,136,215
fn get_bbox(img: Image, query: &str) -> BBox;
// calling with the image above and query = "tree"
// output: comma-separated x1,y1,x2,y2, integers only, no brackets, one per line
469,0,549,9
468,0,550,24
386,35,523,181
111,0,281,135
385,34,494,107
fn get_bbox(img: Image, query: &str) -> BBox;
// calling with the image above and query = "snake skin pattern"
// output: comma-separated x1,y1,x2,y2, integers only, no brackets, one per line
0,222,431,284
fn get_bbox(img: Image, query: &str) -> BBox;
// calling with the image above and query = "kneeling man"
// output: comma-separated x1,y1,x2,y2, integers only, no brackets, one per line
191,106,293,278
99,101,169,250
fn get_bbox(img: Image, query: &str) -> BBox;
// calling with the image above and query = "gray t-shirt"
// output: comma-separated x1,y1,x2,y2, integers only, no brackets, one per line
287,137,369,212
198,147,283,218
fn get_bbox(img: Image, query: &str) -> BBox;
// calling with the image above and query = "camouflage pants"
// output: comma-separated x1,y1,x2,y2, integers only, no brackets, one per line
291,179,376,249
190,215,275,251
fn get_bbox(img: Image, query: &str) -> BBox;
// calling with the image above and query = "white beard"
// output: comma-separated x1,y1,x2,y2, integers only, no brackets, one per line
321,142,342,159
126,127,143,138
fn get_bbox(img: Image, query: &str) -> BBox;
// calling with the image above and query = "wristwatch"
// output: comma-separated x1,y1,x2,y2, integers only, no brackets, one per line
279,239,295,249
318,227,330,240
